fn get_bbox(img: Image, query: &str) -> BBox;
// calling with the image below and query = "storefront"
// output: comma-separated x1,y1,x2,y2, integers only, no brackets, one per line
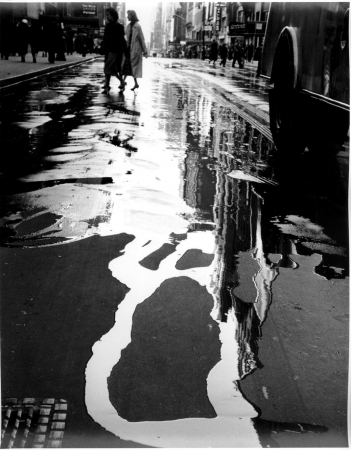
228,20,266,48
185,39,204,58
61,16,100,34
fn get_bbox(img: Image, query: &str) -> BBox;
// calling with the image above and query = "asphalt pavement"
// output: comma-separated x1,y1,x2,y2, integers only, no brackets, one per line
0,53,259,90
0,55,348,448
0,53,101,90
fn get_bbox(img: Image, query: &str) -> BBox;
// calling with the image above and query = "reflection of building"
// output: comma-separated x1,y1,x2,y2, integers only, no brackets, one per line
208,101,278,379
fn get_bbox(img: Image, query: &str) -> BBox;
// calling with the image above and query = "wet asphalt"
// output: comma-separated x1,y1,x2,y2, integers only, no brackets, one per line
0,57,349,448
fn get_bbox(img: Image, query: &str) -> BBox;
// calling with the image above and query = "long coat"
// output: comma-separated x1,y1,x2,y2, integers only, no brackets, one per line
125,22,147,79
17,21,29,56
209,41,218,61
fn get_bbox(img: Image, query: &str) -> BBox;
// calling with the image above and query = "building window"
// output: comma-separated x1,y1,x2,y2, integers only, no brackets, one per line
237,6,244,23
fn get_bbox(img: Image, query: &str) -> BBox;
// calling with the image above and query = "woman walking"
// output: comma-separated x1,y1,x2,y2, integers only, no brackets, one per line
122,10,148,91
102,7,126,94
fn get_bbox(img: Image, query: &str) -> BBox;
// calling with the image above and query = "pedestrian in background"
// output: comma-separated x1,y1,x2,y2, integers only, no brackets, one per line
66,27,74,55
0,18,15,60
122,10,148,91
218,43,223,61
102,7,126,94
228,44,233,61
232,40,244,68
17,19,29,62
247,42,254,62
209,39,218,67
29,21,40,63
75,31,88,57
219,43,228,67
56,26,67,61
255,43,263,77
44,20,60,63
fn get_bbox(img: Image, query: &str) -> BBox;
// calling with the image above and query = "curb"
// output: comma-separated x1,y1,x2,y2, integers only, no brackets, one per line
0,55,103,93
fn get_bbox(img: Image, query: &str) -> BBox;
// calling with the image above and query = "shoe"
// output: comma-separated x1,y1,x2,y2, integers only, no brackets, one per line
102,86,111,94
131,83,139,91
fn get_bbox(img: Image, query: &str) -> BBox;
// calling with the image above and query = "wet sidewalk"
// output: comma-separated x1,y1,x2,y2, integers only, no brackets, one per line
0,53,101,90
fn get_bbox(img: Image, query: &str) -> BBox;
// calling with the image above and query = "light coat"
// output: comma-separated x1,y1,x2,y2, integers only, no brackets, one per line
125,22,147,79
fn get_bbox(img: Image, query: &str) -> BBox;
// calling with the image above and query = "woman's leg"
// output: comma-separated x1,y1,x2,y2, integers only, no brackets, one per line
102,74,111,92
131,77,139,90
118,72,125,90
104,74,111,88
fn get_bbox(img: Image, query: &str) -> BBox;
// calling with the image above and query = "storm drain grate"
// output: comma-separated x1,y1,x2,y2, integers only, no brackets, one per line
1,398,67,448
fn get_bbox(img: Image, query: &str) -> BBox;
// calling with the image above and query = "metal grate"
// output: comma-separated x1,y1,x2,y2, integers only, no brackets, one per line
1,398,67,448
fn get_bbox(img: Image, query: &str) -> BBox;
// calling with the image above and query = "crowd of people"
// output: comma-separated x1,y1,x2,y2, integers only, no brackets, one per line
184,39,263,76
0,8,148,94
0,17,101,63
1,10,261,89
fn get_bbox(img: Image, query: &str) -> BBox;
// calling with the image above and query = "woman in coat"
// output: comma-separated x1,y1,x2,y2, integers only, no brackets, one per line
17,19,29,62
29,22,41,63
102,7,126,93
122,10,148,91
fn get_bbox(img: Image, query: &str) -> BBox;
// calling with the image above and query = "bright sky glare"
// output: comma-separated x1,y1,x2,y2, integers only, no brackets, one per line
125,0,161,45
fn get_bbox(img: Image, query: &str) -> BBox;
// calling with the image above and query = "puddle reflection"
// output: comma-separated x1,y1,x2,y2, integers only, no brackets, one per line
0,59,347,447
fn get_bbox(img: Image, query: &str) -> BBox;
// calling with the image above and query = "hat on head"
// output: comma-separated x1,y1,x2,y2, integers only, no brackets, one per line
22,19,28,23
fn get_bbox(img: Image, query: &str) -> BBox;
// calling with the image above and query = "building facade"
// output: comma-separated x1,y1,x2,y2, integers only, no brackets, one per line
150,2,270,59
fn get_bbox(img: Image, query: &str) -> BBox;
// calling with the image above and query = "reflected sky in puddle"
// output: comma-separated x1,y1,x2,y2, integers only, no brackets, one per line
0,59,348,446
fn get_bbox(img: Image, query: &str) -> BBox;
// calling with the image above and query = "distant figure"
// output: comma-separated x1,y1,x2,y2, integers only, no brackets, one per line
17,19,29,62
218,43,223,60
232,40,244,68
228,44,234,61
220,43,228,67
66,27,74,55
93,36,100,53
122,10,148,92
87,34,94,53
29,22,40,63
75,31,88,57
56,27,66,61
0,18,15,60
101,7,126,94
247,43,254,62
44,20,60,63
209,39,218,67
254,43,263,76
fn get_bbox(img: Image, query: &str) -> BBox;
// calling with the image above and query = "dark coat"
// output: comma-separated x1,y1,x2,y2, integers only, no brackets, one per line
44,22,60,53
29,24,41,53
75,33,88,55
0,19,16,55
210,41,218,60
17,21,29,55
221,45,228,58
103,21,126,55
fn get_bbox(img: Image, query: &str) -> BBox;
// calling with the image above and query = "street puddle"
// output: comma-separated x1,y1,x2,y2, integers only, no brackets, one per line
0,59,347,446
85,232,261,448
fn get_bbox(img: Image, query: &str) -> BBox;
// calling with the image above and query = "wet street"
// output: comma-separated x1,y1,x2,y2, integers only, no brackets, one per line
0,57,349,448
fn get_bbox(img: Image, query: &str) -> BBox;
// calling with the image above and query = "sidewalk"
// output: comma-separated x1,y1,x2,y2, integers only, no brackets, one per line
0,53,102,90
